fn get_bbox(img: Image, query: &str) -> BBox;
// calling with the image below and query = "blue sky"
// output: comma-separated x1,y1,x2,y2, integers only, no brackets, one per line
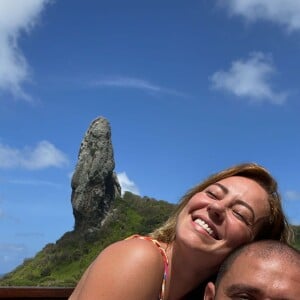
1,0,300,275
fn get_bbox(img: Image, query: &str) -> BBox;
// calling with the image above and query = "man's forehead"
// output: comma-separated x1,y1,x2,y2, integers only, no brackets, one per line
221,252,300,299
230,251,298,274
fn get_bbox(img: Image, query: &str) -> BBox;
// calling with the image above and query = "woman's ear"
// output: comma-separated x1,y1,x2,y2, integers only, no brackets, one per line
203,281,215,300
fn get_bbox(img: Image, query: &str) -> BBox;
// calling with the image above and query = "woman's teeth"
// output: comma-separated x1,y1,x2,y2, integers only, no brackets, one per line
194,218,214,236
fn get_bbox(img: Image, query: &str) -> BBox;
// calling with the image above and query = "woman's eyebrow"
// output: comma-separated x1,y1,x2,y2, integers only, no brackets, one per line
213,182,229,194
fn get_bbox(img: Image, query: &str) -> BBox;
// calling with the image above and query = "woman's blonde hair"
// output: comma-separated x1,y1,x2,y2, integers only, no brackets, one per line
150,163,293,244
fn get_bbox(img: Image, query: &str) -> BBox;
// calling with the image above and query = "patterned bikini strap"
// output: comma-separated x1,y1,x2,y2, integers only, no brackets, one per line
126,234,169,300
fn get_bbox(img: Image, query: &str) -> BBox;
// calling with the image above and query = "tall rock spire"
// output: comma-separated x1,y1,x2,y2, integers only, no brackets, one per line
71,117,121,231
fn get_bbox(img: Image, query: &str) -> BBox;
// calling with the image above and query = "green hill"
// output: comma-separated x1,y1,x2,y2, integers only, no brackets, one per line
0,192,175,287
293,224,300,249
0,192,299,287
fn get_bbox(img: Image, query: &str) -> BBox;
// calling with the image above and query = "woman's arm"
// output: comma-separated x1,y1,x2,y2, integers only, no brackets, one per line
69,238,166,300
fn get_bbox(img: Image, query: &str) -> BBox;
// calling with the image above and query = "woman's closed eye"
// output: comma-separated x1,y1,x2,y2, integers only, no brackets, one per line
232,210,249,225
205,188,223,200
232,207,253,226
206,190,218,199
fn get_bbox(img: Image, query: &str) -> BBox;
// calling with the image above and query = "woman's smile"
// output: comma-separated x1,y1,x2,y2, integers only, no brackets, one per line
193,217,220,240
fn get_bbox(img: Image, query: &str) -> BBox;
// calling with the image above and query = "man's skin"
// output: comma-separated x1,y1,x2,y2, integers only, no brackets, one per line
204,241,300,300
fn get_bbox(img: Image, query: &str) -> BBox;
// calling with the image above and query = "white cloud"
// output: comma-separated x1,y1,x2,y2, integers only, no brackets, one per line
0,0,50,100
218,0,300,32
210,52,287,104
94,77,161,91
0,243,27,272
0,140,68,170
117,172,140,196
285,190,300,201
15,232,44,238
0,243,25,252
91,76,187,97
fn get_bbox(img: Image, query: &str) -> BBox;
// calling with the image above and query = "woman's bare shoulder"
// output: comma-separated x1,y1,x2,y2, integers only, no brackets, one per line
70,237,166,300
101,237,165,264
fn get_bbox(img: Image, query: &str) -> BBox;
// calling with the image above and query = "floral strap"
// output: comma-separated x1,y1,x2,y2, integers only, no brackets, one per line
126,235,169,300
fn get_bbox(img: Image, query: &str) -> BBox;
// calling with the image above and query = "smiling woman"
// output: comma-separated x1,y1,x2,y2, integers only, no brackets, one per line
175,175,272,271
69,163,293,300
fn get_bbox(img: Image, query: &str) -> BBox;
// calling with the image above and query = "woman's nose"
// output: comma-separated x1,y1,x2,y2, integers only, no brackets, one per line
207,201,226,224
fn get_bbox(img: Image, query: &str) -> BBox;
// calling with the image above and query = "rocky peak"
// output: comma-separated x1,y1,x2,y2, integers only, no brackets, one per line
71,117,121,231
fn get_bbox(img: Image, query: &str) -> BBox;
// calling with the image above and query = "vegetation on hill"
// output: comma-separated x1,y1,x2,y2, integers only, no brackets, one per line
0,192,175,287
0,192,299,287
292,225,300,249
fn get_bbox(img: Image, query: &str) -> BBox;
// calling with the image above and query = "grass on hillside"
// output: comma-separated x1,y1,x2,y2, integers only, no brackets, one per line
0,193,175,286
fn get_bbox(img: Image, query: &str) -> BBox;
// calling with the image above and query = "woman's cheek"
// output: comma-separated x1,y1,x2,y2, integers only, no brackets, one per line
227,223,252,248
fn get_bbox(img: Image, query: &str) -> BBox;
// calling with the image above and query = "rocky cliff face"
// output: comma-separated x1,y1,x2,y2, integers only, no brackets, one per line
71,117,121,231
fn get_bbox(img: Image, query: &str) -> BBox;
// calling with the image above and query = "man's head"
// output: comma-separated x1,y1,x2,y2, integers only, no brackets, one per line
204,240,300,300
